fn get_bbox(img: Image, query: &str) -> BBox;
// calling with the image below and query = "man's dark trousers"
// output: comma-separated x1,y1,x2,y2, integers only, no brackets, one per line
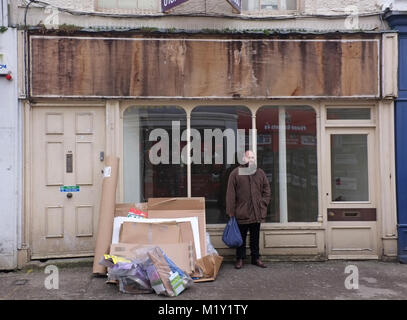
236,223,261,262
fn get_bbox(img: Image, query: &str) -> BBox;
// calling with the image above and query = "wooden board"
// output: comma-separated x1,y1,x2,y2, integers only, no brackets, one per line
30,35,380,98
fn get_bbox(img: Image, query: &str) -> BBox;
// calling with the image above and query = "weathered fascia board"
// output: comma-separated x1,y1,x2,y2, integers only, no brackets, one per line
382,33,398,99
30,34,381,99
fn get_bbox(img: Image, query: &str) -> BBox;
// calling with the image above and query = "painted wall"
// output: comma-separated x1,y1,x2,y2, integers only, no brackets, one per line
0,27,19,270
32,0,382,14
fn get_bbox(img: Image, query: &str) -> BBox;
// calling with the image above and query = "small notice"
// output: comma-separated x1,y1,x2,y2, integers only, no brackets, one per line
104,166,112,178
60,186,80,192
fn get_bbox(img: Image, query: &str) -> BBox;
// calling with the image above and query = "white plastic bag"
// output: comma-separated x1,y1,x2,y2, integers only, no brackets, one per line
206,232,218,255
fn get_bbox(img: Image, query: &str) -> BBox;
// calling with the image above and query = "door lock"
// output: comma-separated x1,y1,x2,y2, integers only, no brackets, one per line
67,193,73,199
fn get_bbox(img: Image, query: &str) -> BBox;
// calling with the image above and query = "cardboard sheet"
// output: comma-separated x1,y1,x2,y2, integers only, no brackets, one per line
92,156,119,275
120,221,181,245
147,198,207,256
193,254,224,283
110,243,195,274
112,217,201,259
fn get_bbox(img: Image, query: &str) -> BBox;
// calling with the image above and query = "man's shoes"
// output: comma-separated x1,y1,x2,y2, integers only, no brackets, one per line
251,259,267,268
234,259,243,269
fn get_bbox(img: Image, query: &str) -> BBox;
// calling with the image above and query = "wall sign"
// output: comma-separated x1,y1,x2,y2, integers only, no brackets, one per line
60,186,80,192
227,0,242,13
162,0,189,12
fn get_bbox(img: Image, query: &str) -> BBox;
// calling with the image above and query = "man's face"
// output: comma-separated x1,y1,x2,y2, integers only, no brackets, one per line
243,151,256,165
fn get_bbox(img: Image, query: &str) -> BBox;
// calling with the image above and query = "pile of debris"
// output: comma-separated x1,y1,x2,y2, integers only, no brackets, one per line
92,156,223,297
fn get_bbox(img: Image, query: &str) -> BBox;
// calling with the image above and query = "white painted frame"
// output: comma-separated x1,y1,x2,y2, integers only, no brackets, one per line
242,0,300,13
119,99,323,228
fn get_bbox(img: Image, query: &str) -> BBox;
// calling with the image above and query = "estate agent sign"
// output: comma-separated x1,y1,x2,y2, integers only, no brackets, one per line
162,0,189,12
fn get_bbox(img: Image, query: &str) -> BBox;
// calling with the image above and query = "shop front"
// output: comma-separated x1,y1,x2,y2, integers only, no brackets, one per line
23,31,398,262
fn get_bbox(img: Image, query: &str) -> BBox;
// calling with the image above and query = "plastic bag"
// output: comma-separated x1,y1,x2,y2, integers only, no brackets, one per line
143,258,169,296
206,232,218,255
99,254,153,294
163,252,194,289
222,217,243,248
99,248,193,296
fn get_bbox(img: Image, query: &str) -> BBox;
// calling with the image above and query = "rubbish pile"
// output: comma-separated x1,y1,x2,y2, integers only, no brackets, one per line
92,156,223,296
99,247,194,296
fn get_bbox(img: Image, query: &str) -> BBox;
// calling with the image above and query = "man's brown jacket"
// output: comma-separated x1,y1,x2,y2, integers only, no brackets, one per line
226,166,271,224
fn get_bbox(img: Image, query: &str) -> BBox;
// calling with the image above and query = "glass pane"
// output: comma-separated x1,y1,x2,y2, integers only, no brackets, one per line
137,0,157,10
98,0,116,9
285,107,318,222
242,0,259,10
123,106,187,203
327,108,371,120
285,0,297,10
261,0,278,10
119,0,137,9
191,106,252,224
331,134,369,202
257,106,318,222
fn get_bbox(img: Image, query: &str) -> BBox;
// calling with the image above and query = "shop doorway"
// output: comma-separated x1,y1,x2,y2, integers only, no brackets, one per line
325,128,379,259
30,107,106,259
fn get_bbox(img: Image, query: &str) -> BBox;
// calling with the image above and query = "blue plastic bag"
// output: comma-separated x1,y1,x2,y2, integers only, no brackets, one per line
222,217,243,248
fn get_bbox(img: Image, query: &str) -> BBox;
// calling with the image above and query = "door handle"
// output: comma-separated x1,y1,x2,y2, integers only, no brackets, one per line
67,193,73,199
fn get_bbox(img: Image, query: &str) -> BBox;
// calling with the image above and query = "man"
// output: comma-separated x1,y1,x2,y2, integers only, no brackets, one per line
226,150,271,269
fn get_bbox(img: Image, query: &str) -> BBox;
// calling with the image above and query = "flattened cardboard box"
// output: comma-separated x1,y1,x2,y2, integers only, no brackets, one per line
147,198,207,257
120,221,181,245
110,243,195,275
93,156,119,275
193,254,223,283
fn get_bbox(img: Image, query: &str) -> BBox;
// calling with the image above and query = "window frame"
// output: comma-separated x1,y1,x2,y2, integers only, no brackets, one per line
324,105,376,128
95,0,160,13
325,128,376,209
120,101,324,226
242,0,301,15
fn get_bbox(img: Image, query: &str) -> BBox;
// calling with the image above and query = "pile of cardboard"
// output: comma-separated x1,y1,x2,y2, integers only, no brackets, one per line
92,156,223,293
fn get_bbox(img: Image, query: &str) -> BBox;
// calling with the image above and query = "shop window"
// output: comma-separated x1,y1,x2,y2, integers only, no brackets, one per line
331,134,369,202
123,106,187,203
191,106,252,224
242,0,298,11
327,108,371,120
256,106,318,223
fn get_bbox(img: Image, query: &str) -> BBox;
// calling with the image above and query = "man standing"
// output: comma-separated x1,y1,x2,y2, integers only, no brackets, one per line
226,150,271,269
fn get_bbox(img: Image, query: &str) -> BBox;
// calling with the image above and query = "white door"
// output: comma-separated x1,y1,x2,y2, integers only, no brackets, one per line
31,107,105,259
325,128,379,259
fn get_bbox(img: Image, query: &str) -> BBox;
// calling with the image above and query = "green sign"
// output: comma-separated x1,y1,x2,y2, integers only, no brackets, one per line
60,186,80,192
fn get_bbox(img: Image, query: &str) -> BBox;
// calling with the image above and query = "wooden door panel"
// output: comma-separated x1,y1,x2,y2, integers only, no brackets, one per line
31,106,105,259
